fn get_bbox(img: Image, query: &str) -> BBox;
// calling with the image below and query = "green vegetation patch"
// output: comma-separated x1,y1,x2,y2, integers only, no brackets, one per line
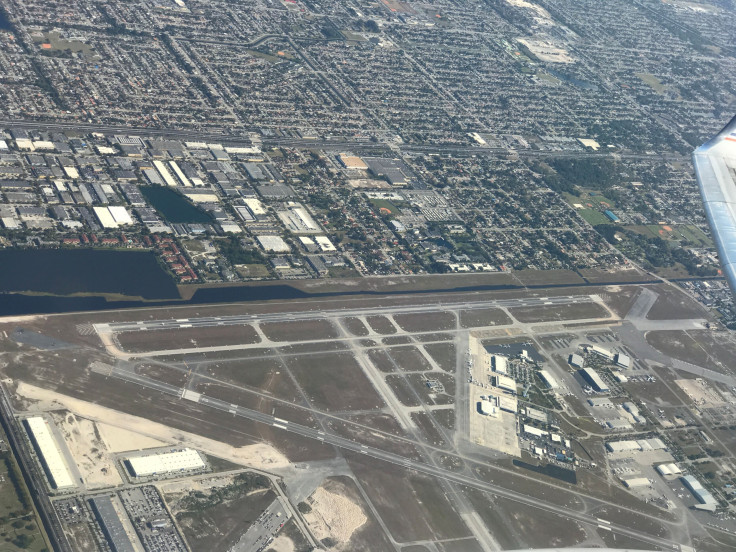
636,73,666,94
169,473,274,552
0,427,48,551
577,209,611,225
368,198,402,216
216,237,266,266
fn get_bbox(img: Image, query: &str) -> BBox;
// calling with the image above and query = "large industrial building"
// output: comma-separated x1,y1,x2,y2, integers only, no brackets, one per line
681,475,718,511
93,206,134,229
89,495,136,552
491,355,508,375
579,367,610,393
538,370,559,390
125,448,205,477
24,416,75,489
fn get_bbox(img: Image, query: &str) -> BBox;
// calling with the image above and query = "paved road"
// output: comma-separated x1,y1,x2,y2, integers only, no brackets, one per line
231,497,290,552
102,365,681,551
95,295,594,334
0,118,689,162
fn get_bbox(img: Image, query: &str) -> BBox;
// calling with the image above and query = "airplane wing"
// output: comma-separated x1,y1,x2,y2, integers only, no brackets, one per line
693,114,736,294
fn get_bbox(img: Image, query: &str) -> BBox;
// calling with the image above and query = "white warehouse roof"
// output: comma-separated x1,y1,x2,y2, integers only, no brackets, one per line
24,417,75,489
126,448,205,477
538,370,559,389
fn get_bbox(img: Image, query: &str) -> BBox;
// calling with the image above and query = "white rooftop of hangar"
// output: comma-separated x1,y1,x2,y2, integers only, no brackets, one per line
24,416,75,489
126,448,205,477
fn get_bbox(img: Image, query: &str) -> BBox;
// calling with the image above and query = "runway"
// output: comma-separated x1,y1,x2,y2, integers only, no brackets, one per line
95,295,595,334
97,363,682,552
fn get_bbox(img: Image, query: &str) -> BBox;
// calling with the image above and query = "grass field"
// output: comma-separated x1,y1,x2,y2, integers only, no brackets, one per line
287,352,386,411
636,72,666,94
0,426,48,552
578,209,612,225
165,472,274,552
368,198,402,216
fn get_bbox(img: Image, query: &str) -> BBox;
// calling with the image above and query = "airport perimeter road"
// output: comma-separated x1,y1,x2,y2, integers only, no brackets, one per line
101,366,681,551
95,295,596,334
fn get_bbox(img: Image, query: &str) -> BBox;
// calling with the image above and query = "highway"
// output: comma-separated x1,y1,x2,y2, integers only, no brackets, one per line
95,294,595,334
0,385,73,552
0,118,689,162
102,365,681,551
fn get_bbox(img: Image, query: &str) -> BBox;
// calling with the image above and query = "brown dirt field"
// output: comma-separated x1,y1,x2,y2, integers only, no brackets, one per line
385,375,421,407
509,302,609,323
136,363,189,387
462,488,520,550
366,316,397,335
413,333,454,342
578,267,648,283
410,411,448,448
645,330,710,367
343,412,406,437
260,320,338,342
277,342,348,354
345,453,471,543
116,324,260,353
647,330,736,377
167,481,276,552
65,520,100,552
382,336,413,346
286,352,386,411
387,346,432,372
205,357,302,402
367,349,396,373
459,308,512,328
492,499,586,548
392,312,456,333
341,317,370,336
515,269,585,286
2,348,332,463
601,286,640,317
423,343,457,372
437,540,484,552
326,419,418,458
311,476,394,552
406,373,454,406
433,409,455,430
646,285,709,320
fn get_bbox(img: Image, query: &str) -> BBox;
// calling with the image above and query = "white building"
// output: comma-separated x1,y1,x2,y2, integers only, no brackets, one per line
614,353,631,368
126,449,205,477
256,235,290,252
538,370,559,389
491,355,508,375
24,417,75,489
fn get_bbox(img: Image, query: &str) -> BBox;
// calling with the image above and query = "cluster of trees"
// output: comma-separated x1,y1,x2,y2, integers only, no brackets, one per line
530,158,619,196
216,237,265,266
595,223,717,276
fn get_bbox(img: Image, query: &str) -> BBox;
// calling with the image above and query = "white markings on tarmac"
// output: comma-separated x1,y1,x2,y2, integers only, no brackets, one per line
272,423,288,430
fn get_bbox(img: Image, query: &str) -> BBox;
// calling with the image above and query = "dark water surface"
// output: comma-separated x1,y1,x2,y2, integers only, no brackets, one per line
0,249,180,300
139,186,211,223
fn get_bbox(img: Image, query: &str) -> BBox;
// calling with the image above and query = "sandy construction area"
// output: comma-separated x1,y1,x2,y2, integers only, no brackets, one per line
303,484,367,548
51,411,122,489
15,381,290,470
97,423,168,453
267,534,295,552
